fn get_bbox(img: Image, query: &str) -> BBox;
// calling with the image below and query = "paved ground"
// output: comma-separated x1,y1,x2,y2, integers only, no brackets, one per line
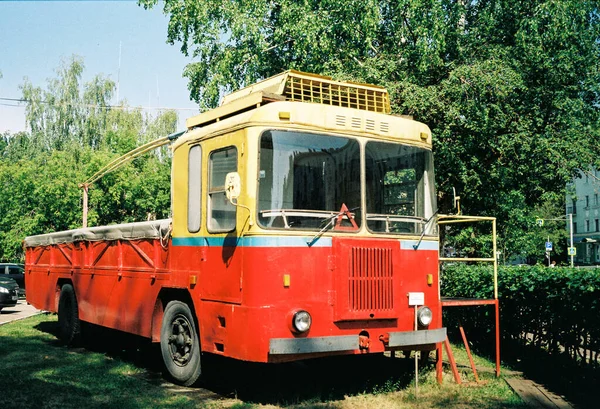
505,377,574,409
0,299,43,326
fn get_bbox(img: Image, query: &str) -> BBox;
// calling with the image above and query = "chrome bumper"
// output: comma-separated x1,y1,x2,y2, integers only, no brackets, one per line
269,328,446,355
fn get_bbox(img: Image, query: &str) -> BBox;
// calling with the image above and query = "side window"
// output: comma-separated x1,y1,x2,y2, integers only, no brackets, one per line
8,266,22,275
208,146,238,232
188,145,202,233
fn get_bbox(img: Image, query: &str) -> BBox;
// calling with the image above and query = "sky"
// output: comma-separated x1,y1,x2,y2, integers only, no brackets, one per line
0,0,199,133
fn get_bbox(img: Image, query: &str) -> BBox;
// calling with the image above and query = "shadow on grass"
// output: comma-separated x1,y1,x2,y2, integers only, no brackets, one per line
0,319,183,409
198,353,417,405
33,319,423,406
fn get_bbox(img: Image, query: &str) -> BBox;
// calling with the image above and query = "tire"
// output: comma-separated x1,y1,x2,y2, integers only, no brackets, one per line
160,300,202,386
58,283,81,346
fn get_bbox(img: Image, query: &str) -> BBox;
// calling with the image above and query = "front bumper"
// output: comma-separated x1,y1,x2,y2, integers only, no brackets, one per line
269,328,446,355
0,292,19,308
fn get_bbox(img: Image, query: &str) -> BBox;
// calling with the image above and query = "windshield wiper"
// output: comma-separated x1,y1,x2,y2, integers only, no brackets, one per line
412,209,440,250
307,205,359,246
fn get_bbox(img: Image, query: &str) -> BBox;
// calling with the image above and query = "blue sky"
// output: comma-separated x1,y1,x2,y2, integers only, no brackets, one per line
0,1,199,133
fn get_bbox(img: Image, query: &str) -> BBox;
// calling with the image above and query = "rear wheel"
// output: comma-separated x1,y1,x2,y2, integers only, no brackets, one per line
160,300,201,386
58,284,81,345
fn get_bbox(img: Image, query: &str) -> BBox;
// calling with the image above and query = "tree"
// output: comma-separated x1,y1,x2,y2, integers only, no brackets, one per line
0,57,177,261
141,0,600,258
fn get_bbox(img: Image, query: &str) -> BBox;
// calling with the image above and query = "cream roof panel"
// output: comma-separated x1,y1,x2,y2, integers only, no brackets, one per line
175,101,431,151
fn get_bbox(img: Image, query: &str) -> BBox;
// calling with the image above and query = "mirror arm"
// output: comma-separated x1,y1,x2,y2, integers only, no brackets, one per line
229,196,254,226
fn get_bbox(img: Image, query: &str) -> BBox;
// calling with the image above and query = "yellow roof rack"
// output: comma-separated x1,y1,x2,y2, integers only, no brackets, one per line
186,70,391,130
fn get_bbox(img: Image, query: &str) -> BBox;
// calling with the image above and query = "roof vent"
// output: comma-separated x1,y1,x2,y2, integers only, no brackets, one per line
221,70,391,114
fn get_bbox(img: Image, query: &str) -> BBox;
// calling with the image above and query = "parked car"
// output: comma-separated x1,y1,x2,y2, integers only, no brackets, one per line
0,263,25,295
0,276,19,312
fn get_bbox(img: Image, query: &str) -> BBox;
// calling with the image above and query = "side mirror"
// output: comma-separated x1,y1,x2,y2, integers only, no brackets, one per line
225,172,242,203
224,172,253,227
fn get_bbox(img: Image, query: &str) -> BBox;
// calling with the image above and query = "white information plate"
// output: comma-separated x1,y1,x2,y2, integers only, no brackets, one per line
408,292,425,306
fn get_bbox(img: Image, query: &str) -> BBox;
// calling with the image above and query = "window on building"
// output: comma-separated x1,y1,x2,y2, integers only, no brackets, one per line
208,146,238,232
596,219,599,232
572,199,577,214
187,145,202,233
585,195,589,208
573,222,577,234
595,193,598,206
586,219,590,232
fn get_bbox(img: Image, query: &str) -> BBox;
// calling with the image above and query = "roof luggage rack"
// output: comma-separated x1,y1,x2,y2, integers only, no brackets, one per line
186,70,391,130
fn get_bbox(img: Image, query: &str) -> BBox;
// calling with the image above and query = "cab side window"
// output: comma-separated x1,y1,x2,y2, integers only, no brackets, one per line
187,145,202,233
208,146,237,232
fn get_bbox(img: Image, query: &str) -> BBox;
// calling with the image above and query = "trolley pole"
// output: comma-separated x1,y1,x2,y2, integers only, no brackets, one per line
569,213,574,268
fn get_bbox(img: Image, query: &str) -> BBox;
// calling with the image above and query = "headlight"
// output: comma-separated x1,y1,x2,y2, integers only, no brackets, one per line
292,310,312,333
417,306,433,327
0,287,8,294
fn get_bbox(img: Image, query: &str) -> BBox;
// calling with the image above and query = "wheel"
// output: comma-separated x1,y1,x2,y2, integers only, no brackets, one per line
58,283,81,346
160,301,202,386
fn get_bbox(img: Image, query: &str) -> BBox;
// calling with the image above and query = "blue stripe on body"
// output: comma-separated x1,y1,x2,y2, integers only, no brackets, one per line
172,236,438,250
171,236,332,248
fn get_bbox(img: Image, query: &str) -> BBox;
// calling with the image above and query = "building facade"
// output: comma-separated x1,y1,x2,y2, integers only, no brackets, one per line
566,168,600,265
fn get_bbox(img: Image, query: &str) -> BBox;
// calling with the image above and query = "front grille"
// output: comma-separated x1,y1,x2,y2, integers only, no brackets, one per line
348,247,393,311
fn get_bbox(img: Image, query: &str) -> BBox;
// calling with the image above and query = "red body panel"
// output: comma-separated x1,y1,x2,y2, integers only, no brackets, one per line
26,235,441,363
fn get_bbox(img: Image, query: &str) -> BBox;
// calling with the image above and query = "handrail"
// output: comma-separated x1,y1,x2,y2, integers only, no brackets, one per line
438,214,498,299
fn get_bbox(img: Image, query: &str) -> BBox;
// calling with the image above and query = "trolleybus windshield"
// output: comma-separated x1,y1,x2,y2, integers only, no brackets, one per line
366,141,435,234
258,130,361,230
257,130,436,235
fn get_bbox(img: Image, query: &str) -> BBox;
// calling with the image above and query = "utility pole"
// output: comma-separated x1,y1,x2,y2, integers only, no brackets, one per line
547,236,551,267
569,213,574,267
80,183,89,228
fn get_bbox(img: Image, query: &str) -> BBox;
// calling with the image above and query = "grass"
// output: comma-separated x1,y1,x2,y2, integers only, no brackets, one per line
0,314,526,409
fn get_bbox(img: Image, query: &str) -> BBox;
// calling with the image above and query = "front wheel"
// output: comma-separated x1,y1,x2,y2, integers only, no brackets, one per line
160,301,201,386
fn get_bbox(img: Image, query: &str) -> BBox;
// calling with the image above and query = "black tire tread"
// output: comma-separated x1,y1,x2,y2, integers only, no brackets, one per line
160,300,202,386
58,283,81,346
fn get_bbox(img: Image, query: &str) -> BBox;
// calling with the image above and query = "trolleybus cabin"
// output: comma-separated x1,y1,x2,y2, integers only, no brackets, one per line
25,70,446,386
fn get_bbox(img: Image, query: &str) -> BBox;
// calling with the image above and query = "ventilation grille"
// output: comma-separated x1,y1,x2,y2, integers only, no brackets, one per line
348,247,394,311
284,74,390,114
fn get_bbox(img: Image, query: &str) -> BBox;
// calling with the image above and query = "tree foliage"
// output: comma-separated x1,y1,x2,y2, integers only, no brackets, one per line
0,57,176,261
141,0,600,259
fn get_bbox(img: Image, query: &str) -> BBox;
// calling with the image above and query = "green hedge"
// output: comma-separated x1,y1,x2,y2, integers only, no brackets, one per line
441,264,600,367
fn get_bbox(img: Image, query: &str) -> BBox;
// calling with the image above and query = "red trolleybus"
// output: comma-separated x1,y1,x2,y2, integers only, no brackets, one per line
25,71,446,386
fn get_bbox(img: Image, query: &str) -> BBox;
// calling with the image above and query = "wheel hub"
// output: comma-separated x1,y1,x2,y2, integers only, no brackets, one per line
168,315,194,366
